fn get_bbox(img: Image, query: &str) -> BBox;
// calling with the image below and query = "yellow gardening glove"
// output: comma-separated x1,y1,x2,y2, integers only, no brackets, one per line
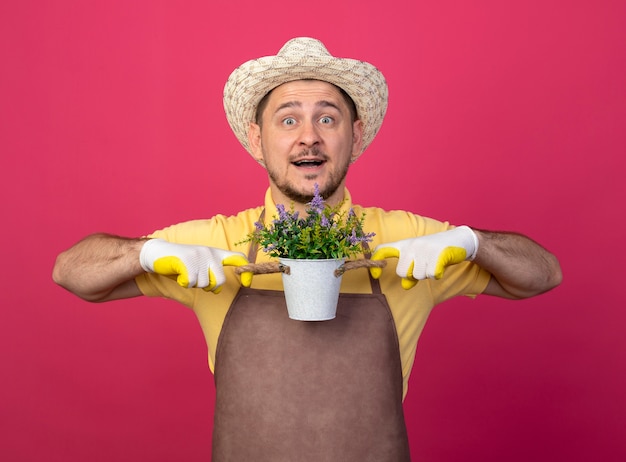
139,239,250,293
370,226,479,289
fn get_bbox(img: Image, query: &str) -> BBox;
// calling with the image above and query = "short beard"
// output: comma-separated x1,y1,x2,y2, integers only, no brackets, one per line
266,148,351,204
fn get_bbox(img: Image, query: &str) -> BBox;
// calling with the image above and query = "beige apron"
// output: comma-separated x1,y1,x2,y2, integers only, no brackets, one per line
212,240,411,461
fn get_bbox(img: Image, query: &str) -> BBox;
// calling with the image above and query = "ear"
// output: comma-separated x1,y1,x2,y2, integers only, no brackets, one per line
247,122,265,166
350,119,364,162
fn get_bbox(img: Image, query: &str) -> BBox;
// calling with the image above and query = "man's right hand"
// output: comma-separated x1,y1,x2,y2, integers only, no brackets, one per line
139,239,249,292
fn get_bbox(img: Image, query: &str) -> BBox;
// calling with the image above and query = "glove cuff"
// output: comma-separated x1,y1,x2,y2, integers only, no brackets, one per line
458,225,479,261
139,238,165,272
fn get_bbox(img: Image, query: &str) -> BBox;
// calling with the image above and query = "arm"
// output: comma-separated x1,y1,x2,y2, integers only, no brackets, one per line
52,233,146,303
371,226,562,300
473,229,562,300
53,233,252,303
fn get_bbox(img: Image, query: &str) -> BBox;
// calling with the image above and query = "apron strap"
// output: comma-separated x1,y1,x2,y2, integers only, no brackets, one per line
246,209,263,264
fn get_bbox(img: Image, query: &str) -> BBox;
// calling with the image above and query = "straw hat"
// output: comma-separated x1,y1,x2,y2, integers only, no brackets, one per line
223,37,388,161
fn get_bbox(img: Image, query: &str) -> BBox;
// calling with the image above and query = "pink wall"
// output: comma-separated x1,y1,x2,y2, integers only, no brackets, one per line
2,1,625,460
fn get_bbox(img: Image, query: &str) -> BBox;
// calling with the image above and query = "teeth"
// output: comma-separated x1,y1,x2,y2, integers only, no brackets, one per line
294,160,322,166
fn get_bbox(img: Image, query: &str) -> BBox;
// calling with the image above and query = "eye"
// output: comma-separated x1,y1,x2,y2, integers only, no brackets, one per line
282,117,297,126
319,116,333,124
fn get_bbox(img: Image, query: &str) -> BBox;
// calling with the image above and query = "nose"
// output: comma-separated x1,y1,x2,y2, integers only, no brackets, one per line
297,120,321,147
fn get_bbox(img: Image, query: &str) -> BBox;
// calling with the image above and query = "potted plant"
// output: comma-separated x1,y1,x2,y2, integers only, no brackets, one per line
238,184,375,321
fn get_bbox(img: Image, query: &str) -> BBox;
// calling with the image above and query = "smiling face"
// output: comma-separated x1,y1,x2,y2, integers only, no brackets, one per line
248,80,363,209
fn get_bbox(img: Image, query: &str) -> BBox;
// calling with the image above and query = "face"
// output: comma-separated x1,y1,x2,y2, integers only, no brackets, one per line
248,80,363,208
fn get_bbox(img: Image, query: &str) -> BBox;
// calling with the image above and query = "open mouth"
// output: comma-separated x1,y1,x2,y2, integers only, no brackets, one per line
292,159,325,167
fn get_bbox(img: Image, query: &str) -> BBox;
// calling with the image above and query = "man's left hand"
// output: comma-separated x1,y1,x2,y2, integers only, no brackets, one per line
370,226,479,289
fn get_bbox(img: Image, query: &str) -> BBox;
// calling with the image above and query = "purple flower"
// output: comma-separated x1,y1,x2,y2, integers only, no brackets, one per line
307,183,325,214
348,229,375,246
348,229,359,246
276,203,289,221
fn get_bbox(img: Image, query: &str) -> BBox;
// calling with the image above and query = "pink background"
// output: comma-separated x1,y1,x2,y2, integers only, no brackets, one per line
2,1,625,460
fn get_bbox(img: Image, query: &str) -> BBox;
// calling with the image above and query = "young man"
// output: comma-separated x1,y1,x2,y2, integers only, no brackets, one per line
53,37,561,461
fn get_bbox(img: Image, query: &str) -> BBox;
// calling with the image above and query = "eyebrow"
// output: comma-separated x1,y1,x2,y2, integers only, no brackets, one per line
274,100,342,114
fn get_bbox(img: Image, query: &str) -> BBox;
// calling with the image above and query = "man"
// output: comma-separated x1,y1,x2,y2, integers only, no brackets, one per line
53,37,562,461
